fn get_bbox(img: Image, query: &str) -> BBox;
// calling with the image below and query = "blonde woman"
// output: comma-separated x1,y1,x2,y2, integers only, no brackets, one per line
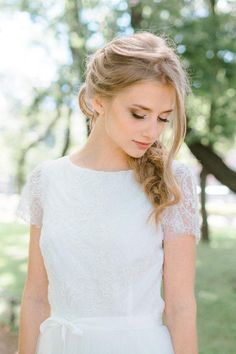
16,31,201,354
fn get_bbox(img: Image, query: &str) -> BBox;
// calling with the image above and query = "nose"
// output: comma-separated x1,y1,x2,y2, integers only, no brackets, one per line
142,119,160,141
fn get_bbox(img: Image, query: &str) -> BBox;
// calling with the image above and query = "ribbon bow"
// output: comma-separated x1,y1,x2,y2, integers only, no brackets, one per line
40,316,84,352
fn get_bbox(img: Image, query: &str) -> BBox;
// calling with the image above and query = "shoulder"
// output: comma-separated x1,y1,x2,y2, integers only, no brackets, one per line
161,160,201,244
30,156,66,179
15,156,67,226
171,160,197,187
171,159,195,177
21,157,66,198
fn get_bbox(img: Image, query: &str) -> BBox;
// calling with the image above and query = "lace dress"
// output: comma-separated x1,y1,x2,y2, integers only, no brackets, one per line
15,155,201,354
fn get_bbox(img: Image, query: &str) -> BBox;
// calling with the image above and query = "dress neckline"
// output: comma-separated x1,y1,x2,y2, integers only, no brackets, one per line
64,155,133,175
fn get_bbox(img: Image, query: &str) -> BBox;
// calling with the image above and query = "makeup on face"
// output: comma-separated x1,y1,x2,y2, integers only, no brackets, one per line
128,103,174,150
129,104,173,123
131,104,173,122
131,112,170,123
132,140,152,149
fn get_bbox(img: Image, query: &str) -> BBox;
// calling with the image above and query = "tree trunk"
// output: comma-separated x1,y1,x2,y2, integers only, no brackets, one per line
200,166,209,242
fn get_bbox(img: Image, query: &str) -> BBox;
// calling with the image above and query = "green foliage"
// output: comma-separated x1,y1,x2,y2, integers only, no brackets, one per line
1,0,236,170
131,0,236,147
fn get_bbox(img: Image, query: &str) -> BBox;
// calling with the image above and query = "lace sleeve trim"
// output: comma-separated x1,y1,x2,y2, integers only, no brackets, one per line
161,162,201,245
15,163,44,228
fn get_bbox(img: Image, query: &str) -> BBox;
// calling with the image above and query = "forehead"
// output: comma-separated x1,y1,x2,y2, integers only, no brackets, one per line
116,80,176,109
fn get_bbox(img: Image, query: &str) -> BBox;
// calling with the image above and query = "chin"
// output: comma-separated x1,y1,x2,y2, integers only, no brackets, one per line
126,150,147,158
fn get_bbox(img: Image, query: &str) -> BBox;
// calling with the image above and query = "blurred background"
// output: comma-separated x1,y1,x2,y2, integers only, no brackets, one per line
0,0,236,353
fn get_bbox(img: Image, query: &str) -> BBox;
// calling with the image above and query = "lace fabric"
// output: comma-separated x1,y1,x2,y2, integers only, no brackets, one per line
161,162,201,244
14,156,200,354
15,162,44,228
15,158,201,244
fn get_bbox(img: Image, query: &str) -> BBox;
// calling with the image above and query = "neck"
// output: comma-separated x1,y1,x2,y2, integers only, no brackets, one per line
74,118,130,171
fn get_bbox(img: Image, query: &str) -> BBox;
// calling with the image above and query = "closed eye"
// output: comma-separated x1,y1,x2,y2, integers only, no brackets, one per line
158,116,170,123
131,113,145,119
131,112,170,123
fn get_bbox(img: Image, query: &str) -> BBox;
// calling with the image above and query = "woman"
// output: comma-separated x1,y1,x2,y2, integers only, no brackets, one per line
16,31,201,354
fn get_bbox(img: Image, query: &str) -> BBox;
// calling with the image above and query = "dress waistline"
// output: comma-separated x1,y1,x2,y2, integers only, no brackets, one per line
40,314,163,340
38,314,164,354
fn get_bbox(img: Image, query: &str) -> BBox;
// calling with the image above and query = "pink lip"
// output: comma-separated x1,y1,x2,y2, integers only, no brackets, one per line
133,140,151,149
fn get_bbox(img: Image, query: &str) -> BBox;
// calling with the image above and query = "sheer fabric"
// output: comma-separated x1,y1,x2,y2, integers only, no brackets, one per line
15,162,44,228
15,156,201,354
161,162,201,244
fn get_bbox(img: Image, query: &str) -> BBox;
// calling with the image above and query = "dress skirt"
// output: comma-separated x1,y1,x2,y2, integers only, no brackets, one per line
35,314,174,354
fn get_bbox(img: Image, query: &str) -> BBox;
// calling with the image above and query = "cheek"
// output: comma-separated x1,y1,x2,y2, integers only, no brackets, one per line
156,124,168,140
118,118,134,135
108,112,134,137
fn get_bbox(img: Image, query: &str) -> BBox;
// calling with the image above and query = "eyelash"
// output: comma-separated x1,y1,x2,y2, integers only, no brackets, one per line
131,112,170,123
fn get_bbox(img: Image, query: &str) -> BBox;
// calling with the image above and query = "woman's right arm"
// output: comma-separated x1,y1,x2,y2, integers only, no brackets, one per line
18,224,50,354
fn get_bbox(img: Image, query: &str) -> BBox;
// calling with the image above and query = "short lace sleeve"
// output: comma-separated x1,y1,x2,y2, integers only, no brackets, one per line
161,162,201,245
15,163,43,228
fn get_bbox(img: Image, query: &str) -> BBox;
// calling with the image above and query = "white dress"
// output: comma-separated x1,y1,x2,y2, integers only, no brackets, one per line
15,155,201,354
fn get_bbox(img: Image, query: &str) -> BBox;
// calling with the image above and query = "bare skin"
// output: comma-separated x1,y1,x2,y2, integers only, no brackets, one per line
71,79,199,353
19,79,198,354
18,225,50,354
70,80,175,171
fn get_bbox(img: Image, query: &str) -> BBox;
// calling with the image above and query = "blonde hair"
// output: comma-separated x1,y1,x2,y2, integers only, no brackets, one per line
78,31,191,229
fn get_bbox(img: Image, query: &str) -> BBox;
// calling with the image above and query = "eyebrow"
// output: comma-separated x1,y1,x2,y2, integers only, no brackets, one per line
131,104,173,114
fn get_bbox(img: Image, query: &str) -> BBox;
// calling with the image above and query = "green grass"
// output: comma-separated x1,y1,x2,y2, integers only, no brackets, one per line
196,227,236,354
0,223,29,295
0,221,236,353
0,223,30,332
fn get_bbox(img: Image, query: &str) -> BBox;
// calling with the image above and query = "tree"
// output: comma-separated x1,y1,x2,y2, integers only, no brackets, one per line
129,0,236,241
2,0,235,242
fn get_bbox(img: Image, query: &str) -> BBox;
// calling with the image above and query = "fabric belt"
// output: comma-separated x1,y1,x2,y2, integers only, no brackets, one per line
39,314,163,351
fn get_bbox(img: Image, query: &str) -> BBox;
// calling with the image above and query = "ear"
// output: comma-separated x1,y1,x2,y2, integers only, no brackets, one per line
91,95,106,115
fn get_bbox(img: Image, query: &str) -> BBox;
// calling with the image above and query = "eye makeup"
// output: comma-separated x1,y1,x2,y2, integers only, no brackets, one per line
131,112,170,123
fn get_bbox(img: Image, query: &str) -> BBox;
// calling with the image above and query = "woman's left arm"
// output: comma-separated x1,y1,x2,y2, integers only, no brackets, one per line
162,234,198,354
161,162,201,354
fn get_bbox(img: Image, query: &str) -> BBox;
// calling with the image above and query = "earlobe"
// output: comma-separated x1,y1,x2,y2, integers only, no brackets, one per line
91,95,105,115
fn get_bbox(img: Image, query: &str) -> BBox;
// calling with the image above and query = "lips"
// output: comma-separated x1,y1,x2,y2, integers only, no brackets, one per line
133,140,151,146
133,140,152,150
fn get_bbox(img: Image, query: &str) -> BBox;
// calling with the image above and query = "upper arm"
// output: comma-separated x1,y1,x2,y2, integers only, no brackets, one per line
15,162,48,301
24,224,49,302
161,163,201,312
162,235,197,314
